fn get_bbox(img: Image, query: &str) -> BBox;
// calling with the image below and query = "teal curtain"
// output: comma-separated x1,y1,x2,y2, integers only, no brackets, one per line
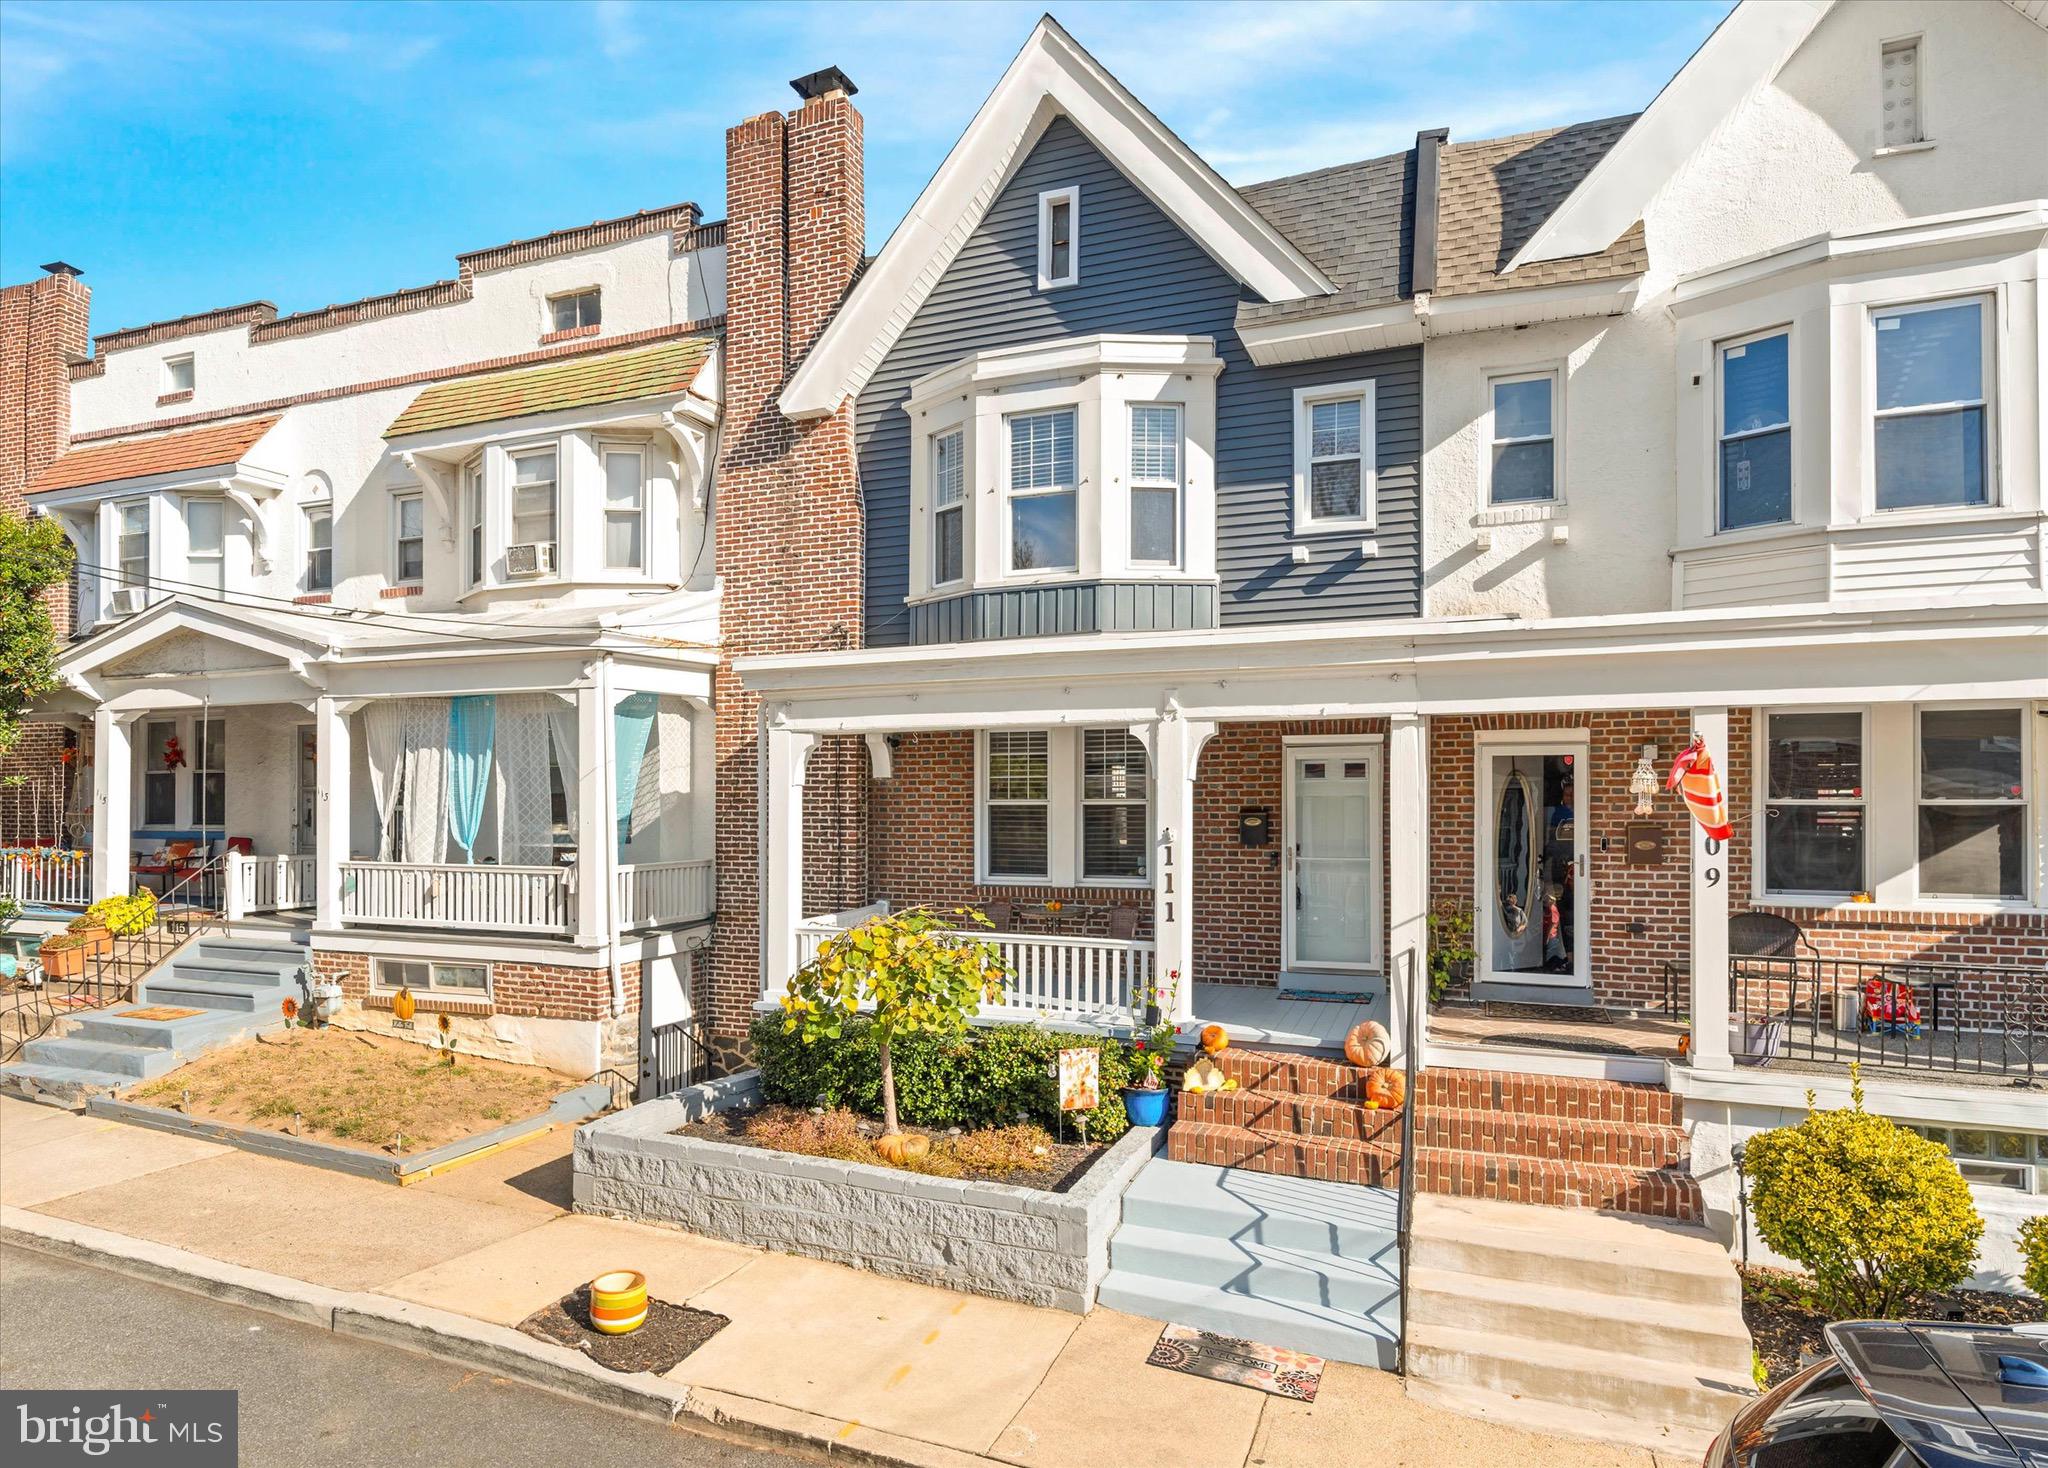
613,692,658,857
445,695,496,863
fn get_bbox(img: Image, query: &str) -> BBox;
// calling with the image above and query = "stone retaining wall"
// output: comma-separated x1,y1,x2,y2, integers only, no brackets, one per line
572,1073,1158,1311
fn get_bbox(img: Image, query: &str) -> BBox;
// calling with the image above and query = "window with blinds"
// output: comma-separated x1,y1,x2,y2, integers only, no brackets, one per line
985,731,1050,878
1081,729,1150,881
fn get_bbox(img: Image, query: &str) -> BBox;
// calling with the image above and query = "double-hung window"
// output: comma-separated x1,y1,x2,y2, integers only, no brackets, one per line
374,958,490,997
184,499,224,594
116,501,150,608
931,430,965,586
1036,187,1078,290
984,731,1050,879
602,446,645,570
142,719,177,826
462,459,484,588
1763,711,1865,896
1917,707,2026,900
393,493,424,584
1718,329,1792,530
1081,730,1150,882
1128,404,1181,565
303,503,333,593
1294,382,1374,531
1874,297,1990,511
511,450,558,549
1005,409,1078,573
1488,372,1557,504
192,717,226,828
549,289,601,333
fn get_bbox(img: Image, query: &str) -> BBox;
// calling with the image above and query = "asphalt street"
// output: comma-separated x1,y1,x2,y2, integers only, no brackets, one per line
0,1244,808,1467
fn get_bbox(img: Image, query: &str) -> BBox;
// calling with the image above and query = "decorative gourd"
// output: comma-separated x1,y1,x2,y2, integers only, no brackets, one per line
1343,1020,1391,1069
1199,1024,1229,1055
1182,1056,1225,1092
874,1132,931,1166
392,986,417,1022
1365,1068,1405,1110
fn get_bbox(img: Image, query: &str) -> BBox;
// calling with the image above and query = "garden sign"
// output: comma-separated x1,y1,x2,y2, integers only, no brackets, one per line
1057,1048,1099,1112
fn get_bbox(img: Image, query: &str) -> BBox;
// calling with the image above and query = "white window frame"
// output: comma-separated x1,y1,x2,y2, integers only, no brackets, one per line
931,428,966,588
979,730,1056,883
302,500,333,593
1002,406,1080,578
1036,186,1079,291
1715,325,1794,534
600,441,646,572
1913,703,2030,906
462,457,485,588
1754,706,1869,902
1906,1124,2043,1194
183,497,224,594
1876,34,1928,153
508,446,560,553
114,497,152,609
371,957,493,1000
391,491,424,586
1291,379,1376,535
546,288,601,334
1869,294,1995,514
162,354,194,395
1483,368,1561,507
1127,402,1182,567
974,729,1151,889
191,715,226,829
141,717,178,828
1077,728,1153,886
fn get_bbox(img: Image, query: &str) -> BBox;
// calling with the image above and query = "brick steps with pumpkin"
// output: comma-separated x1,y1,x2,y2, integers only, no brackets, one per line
1167,1047,1702,1221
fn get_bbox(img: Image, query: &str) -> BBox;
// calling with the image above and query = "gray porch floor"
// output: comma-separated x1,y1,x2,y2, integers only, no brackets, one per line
1189,983,1377,1052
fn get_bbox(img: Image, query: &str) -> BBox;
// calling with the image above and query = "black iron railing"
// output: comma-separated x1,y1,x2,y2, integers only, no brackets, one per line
1394,944,1421,1377
638,1008,712,1100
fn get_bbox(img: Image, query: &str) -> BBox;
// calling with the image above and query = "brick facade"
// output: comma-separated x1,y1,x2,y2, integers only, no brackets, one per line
707,85,868,1054
311,948,642,1023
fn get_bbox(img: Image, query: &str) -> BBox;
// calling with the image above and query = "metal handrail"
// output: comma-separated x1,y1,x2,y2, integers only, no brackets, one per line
1394,943,1422,1378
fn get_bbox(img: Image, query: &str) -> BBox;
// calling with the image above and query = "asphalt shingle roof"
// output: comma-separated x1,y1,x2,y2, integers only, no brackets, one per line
1237,148,1413,325
30,416,282,495
385,334,718,438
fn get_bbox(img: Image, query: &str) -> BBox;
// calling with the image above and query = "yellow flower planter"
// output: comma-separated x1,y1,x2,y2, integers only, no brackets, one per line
587,1270,647,1335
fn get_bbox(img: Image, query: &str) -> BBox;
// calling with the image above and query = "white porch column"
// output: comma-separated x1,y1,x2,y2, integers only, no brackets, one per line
1688,706,1734,1071
762,722,817,1002
313,697,355,930
1150,710,1214,1025
573,673,612,946
1386,713,1428,1062
91,708,136,901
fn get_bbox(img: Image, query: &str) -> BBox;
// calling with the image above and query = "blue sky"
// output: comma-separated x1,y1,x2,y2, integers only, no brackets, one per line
1,0,1732,342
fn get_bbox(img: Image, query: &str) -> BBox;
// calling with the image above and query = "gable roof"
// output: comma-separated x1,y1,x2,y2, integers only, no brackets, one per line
1435,117,1648,297
1235,148,1414,328
778,15,1336,420
30,416,282,495
385,334,717,438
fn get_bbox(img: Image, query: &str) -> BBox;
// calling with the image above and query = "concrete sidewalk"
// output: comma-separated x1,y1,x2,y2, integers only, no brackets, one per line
0,1096,1702,1467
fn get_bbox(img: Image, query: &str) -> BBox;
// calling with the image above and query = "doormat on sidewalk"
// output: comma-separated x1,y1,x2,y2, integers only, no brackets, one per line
1146,1323,1326,1402
518,1287,729,1375
1276,988,1376,1005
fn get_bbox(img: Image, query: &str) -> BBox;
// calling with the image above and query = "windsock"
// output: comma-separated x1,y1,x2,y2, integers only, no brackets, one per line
1667,735,1732,841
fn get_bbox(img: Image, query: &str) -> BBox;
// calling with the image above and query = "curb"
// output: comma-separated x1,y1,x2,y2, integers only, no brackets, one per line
0,1205,1005,1467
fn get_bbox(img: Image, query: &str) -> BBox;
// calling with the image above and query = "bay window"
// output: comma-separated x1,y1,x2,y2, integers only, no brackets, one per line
1763,711,1865,896
510,450,558,549
602,445,644,570
1917,707,2026,900
1293,381,1375,532
184,498,224,593
1873,297,1990,511
117,501,150,606
984,731,1051,879
1128,404,1180,565
1006,409,1078,573
932,430,965,586
1717,328,1791,531
463,459,484,588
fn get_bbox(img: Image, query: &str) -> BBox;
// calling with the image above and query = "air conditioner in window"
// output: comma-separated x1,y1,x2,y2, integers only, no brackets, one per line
107,587,146,616
505,541,556,577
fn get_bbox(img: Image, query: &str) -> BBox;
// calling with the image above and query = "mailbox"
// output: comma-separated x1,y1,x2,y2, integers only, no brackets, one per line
1237,806,1272,847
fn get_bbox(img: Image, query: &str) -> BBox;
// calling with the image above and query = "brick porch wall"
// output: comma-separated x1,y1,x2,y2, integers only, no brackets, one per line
312,949,642,1023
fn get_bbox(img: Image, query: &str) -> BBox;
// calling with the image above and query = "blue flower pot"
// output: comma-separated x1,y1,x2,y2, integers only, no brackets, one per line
1124,1086,1169,1128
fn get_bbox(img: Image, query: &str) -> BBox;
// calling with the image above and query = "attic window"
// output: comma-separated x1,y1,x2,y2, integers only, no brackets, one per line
548,289,602,334
1879,39,1923,149
163,354,195,395
1037,187,1078,291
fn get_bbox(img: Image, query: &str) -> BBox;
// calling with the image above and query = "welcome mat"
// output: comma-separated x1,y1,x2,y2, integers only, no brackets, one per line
1276,988,1376,1006
1478,1001,1614,1024
1146,1323,1326,1401
121,1006,205,1022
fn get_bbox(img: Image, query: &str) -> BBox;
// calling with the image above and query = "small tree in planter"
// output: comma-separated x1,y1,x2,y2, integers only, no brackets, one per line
781,906,1009,1157
2019,1216,2047,1300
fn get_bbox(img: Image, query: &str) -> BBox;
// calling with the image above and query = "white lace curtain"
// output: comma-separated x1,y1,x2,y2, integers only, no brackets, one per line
362,699,451,864
495,694,559,867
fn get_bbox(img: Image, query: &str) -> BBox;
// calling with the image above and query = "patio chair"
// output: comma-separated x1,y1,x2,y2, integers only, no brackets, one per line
1729,911,1805,958
983,900,1013,932
1107,906,1140,940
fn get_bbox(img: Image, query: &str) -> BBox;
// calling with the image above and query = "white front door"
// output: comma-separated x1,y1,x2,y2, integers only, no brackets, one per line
1283,743,1380,985
1476,740,1590,990
293,723,318,855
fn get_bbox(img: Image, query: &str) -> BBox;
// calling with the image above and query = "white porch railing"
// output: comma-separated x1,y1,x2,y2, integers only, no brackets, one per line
2,850,92,908
340,861,572,935
791,909,1153,1029
616,859,714,929
225,853,316,919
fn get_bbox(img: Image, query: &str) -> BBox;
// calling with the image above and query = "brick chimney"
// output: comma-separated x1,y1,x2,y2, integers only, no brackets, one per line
706,71,868,1063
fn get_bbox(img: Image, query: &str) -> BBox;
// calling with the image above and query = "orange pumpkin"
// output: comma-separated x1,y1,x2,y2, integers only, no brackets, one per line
392,987,417,1022
1343,1020,1390,1069
1199,1024,1229,1055
874,1132,931,1166
1364,1068,1405,1110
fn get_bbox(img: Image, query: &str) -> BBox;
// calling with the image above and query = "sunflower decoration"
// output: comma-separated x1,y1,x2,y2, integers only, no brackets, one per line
280,996,299,1027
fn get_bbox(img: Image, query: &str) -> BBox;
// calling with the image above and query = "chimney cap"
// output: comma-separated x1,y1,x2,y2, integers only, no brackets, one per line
41,261,84,278
790,65,857,101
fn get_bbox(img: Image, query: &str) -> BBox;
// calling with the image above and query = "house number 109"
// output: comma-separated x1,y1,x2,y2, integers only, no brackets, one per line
1701,833,1721,886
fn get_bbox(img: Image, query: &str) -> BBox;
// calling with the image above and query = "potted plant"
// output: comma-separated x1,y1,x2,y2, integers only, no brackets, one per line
1426,898,1475,1009
39,931,89,980
1124,982,1178,1126
64,912,113,960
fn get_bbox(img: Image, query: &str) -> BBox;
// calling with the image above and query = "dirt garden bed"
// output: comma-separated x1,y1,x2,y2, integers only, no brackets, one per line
129,1028,574,1154
673,1103,1106,1194
1743,1266,2046,1386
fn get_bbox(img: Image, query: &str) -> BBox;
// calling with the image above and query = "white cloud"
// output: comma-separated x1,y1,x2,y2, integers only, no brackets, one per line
594,1,642,62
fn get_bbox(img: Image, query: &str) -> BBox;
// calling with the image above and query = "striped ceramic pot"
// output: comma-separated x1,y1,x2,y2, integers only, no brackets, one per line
588,1270,647,1335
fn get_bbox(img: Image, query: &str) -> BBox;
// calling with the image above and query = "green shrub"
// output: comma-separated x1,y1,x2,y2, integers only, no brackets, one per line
751,1013,1136,1143
2019,1216,2048,1299
1741,1067,1983,1319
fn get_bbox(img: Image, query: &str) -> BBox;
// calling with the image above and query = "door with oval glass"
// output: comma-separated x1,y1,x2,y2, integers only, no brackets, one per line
1282,743,1380,988
1477,740,1589,990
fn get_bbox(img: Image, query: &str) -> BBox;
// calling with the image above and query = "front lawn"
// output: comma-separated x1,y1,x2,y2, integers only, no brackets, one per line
130,1028,573,1154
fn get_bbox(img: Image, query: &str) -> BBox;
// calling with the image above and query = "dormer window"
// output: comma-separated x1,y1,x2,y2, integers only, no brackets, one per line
548,289,601,335
163,354,195,396
1036,187,1078,290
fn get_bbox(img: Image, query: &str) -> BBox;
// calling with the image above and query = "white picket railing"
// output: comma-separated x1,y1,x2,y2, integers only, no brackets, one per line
791,911,1152,1029
225,853,317,919
2,850,92,909
339,861,572,934
616,859,714,929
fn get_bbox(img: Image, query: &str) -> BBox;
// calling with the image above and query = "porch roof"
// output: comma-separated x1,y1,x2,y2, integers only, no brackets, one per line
384,334,718,438
29,416,282,497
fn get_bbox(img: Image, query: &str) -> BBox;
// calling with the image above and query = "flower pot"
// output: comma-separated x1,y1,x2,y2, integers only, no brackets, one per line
67,923,112,959
587,1270,647,1335
1124,1086,1169,1128
39,941,84,981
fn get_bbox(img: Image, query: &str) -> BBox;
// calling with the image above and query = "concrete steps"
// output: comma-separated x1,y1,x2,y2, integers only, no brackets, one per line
1404,1193,1752,1454
1096,1158,1400,1370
